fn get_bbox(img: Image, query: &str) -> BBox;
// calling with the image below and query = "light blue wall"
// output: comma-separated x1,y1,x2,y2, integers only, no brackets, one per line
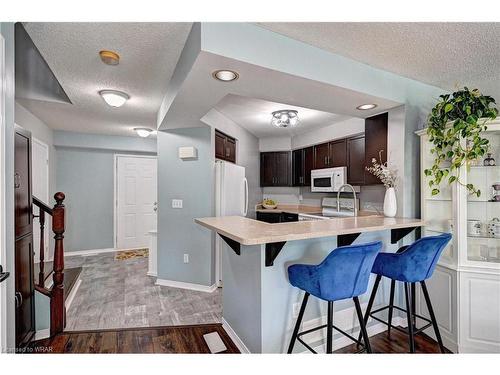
55,131,156,252
157,127,215,286
1,22,16,350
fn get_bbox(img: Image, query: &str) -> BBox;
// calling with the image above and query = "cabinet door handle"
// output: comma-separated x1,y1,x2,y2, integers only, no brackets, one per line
226,147,230,157
14,173,20,189
324,156,327,165
15,292,23,308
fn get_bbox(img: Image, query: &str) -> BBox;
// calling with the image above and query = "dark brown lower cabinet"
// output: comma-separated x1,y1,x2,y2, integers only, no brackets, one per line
347,134,366,185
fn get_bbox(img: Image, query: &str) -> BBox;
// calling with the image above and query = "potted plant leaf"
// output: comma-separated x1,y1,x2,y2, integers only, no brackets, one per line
425,87,498,197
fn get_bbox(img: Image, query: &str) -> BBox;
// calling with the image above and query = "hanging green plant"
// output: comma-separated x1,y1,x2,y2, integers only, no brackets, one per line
425,87,498,197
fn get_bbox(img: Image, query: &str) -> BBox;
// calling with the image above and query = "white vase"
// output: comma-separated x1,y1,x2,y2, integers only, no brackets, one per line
383,187,397,217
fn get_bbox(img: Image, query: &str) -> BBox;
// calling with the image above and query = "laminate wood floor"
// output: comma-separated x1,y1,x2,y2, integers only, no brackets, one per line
29,324,448,354
64,252,222,330
31,324,240,354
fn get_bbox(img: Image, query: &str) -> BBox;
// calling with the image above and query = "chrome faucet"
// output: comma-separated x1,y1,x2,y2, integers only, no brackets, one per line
337,184,358,217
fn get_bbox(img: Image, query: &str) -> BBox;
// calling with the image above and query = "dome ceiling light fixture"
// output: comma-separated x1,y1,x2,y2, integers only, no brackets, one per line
212,69,239,82
99,50,120,66
134,128,153,138
271,109,299,128
356,103,377,110
99,90,130,108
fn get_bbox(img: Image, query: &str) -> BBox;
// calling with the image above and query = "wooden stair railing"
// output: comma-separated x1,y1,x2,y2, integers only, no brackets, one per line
32,192,66,337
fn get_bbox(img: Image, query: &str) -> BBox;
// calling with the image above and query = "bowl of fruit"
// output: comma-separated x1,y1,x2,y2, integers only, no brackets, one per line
262,198,278,210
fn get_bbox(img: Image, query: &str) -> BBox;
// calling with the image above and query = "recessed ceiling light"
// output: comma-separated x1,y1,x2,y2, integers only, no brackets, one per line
99,90,129,107
356,103,377,110
134,128,153,138
212,70,239,82
99,50,120,66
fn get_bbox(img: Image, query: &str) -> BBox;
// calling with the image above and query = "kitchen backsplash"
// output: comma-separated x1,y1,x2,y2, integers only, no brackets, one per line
262,185,385,212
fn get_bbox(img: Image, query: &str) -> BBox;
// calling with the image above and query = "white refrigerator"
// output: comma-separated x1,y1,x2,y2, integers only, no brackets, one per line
215,161,248,286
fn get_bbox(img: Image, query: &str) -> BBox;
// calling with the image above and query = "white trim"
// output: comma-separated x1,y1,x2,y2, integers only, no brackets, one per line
64,247,118,257
34,328,50,341
65,278,81,310
221,317,250,354
113,154,157,249
146,271,157,277
0,33,7,353
155,278,217,293
300,318,405,354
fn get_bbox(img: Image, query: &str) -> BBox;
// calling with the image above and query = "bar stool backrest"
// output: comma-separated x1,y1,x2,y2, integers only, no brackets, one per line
397,233,452,281
317,241,382,301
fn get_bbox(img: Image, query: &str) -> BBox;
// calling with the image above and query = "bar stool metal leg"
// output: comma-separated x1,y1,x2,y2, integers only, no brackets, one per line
326,301,333,354
287,292,310,353
357,274,381,346
420,281,446,353
404,282,416,353
411,282,417,331
354,296,372,353
387,280,395,335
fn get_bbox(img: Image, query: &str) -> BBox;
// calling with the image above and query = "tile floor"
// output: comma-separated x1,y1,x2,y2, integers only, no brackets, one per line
65,252,222,331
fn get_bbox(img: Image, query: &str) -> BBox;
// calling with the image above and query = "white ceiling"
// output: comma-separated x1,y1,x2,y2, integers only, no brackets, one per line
214,94,349,138
258,23,500,101
19,22,193,136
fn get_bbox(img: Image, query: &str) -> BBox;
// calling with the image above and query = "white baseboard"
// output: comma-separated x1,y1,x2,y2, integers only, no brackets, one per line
64,248,117,257
222,318,250,354
65,278,82,310
146,271,157,277
34,328,50,341
155,278,217,293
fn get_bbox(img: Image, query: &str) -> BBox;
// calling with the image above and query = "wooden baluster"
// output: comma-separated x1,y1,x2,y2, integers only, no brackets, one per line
38,209,45,287
50,192,65,336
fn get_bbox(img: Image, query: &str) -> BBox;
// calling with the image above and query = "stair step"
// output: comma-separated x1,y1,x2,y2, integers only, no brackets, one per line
34,266,82,302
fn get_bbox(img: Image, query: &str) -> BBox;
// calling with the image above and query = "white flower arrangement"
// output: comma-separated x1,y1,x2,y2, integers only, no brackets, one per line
365,150,397,189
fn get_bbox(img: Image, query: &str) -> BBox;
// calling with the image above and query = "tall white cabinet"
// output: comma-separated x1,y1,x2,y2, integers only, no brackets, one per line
417,119,500,353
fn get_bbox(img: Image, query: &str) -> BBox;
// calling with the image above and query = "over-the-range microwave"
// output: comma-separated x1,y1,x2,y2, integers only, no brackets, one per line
310,167,348,192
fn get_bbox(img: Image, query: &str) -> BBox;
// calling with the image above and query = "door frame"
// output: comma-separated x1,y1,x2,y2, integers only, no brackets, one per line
31,137,49,263
113,154,157,250
0,32,7,353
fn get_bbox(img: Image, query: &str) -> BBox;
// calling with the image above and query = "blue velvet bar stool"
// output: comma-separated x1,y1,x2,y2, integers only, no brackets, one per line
358,233,452,353
287,241,382,354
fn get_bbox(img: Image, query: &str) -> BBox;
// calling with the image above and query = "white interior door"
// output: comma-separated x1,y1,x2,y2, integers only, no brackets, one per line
116,155,157,250
32,138,49,263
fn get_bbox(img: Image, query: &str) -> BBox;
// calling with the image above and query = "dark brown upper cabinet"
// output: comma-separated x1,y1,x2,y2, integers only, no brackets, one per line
292,147,314,186
313,142,330,169
364,112,388,185
215,129,236,163
313,139,347,169
330,139,347,167
347,134,366,185
260,151,291,187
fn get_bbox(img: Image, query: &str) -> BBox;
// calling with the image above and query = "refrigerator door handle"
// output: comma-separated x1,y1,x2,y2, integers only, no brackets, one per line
243,178,249,217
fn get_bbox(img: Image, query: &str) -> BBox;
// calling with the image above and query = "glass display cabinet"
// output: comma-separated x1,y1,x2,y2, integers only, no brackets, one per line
418,119,500,353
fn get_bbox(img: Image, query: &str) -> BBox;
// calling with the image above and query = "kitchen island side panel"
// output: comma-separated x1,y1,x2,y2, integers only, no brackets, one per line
222,242,262,353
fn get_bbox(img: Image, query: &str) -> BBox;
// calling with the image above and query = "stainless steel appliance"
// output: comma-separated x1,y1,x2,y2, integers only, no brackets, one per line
298,197,359,221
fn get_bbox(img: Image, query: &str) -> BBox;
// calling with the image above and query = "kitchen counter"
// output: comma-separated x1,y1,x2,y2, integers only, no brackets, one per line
195,214,424,353
195,215,425,245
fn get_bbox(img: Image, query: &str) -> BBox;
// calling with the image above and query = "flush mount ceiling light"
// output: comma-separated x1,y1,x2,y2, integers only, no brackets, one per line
99,90,129,107
134,128,153,138
271,110,299,128
99,50,120,66
356,103,377,110
212,69,239,82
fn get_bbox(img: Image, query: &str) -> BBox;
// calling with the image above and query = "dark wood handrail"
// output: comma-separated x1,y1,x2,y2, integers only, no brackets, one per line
33,196,53,216
32,192,66,338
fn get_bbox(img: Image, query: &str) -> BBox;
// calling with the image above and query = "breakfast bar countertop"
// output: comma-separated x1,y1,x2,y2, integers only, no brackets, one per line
195,215,425,245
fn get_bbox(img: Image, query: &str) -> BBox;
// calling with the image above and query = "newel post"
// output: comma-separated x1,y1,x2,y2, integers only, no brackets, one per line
50,192,65,336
